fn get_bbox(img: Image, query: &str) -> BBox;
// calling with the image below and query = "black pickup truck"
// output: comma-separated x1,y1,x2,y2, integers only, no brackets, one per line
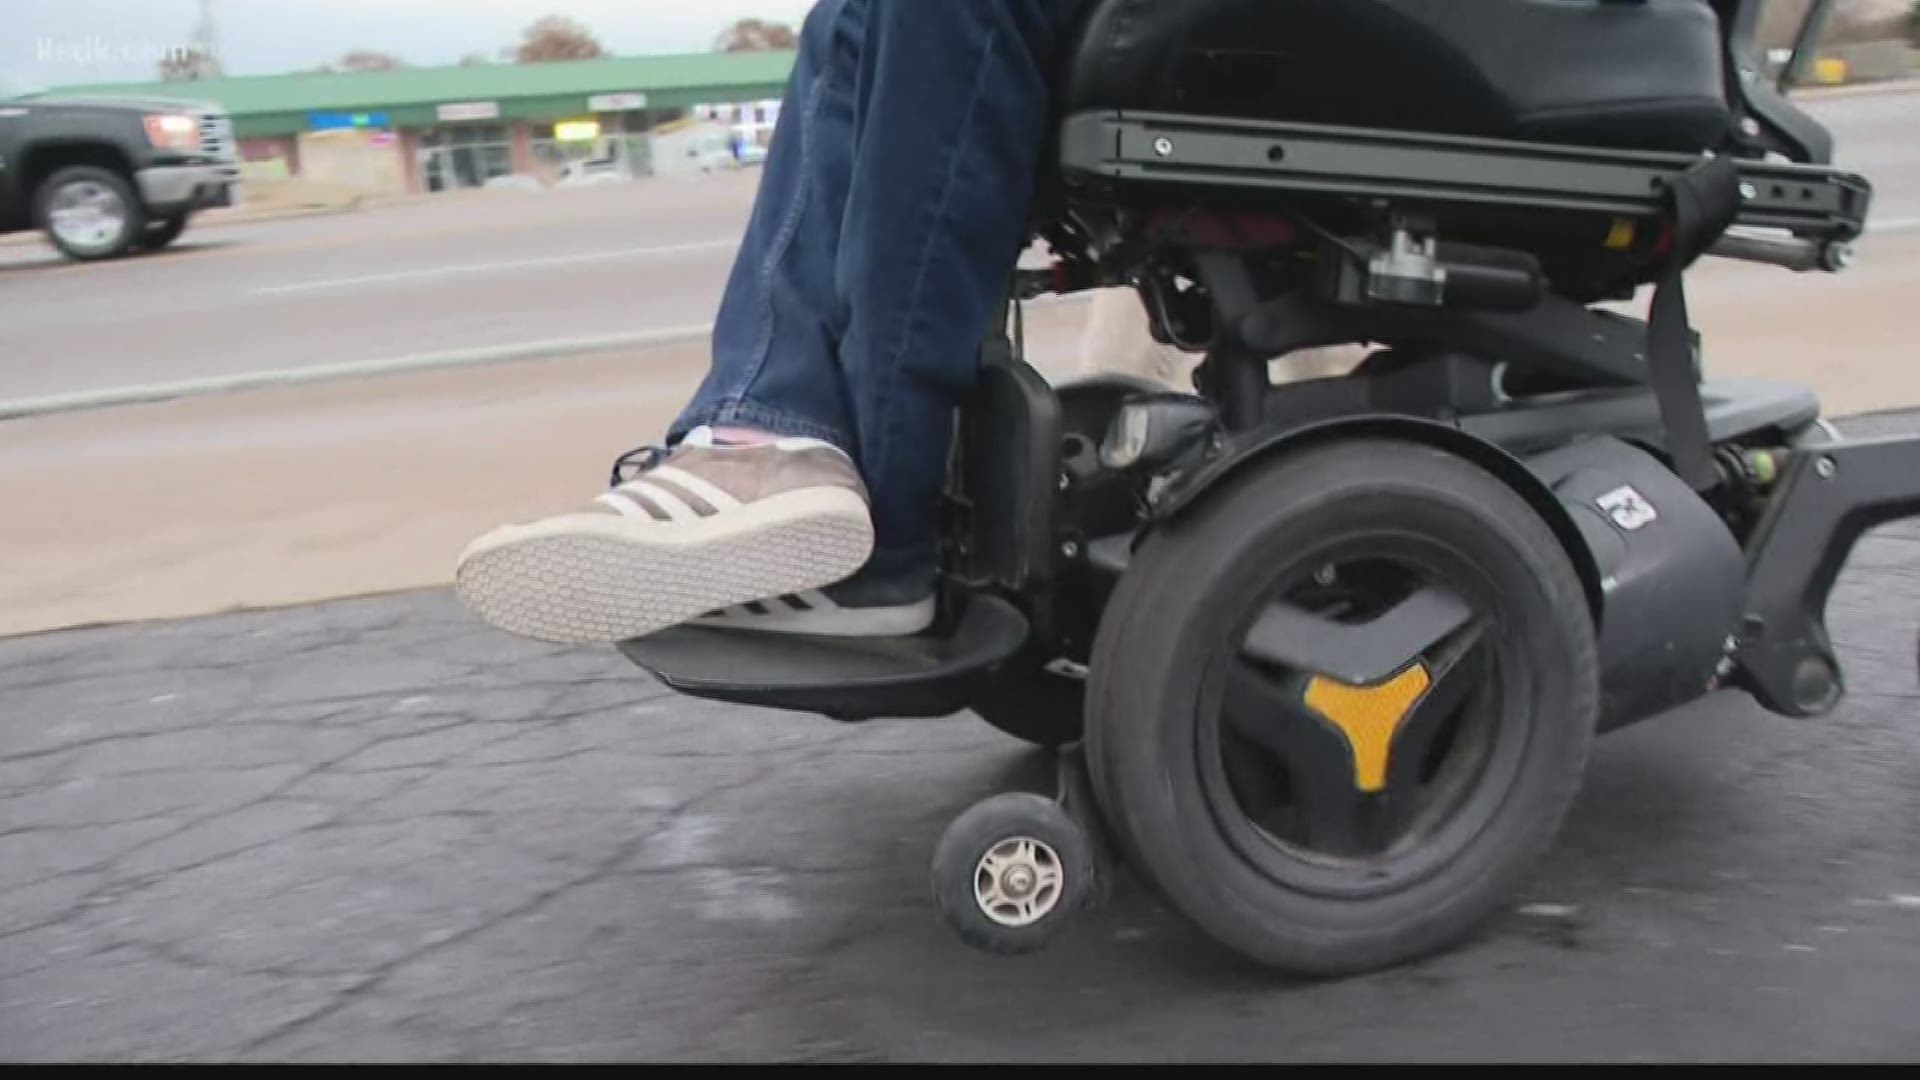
0,94,241,261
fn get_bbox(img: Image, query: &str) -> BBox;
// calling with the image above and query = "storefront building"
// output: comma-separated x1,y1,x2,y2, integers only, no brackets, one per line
53,51,794,194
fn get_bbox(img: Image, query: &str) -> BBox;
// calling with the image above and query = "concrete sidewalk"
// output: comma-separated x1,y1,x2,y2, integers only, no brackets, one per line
0,344,701,638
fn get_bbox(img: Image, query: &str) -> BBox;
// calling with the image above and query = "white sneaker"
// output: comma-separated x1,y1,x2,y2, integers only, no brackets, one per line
456,428,875,645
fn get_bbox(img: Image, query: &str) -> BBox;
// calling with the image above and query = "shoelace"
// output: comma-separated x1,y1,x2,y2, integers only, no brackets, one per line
608,444,667,487
610,430,767,487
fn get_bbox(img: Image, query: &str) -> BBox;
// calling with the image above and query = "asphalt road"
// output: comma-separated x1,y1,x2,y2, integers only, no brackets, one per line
0,172,758,403
5,413,1920,1063
0,89,1915,404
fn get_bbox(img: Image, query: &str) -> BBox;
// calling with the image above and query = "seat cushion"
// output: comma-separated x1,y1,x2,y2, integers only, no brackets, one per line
1062,0,1732,152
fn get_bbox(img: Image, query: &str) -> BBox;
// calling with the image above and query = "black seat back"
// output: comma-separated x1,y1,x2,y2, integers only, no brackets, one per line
1061,0,1732,153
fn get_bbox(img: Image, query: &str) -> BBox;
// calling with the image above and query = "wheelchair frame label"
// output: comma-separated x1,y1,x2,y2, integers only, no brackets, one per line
1597,485,1658,531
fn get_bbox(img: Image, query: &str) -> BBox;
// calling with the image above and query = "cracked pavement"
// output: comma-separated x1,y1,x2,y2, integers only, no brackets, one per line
5,416,1920,1062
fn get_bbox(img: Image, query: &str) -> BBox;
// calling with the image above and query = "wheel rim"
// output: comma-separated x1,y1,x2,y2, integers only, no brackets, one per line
48,181,127,250
1195,534,1530,901
973,836,1065,927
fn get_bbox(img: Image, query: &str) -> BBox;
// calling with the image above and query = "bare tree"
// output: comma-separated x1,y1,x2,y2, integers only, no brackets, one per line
157,45,222,81
713,17,798,52
334,49,408,72
512,15,608,63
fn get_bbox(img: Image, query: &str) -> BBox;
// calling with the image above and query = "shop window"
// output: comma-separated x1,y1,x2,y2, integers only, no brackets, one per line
418,126,515,192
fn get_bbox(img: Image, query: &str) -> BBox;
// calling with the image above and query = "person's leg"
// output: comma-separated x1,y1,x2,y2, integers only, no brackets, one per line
828,0,1089,603
457,0,879,645
687,0,1090,637
457,0,1090,645
672,0,866,451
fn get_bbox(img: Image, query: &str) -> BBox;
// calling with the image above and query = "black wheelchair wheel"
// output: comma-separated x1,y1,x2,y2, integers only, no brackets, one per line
1086,438,1598,976
932,792,1095,955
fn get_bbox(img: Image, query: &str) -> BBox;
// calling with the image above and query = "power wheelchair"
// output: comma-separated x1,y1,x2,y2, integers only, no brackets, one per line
625,0,1914,975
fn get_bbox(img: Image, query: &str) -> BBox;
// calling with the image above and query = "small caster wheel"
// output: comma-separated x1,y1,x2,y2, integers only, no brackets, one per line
932,792,1094,956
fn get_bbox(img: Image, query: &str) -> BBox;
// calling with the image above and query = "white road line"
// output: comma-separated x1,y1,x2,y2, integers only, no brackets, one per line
253,238,737,295
0,324,714,422
0,291,1097,422
1870,217,1920,235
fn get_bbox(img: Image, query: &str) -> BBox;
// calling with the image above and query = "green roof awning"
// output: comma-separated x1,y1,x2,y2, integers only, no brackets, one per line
30,51,796,137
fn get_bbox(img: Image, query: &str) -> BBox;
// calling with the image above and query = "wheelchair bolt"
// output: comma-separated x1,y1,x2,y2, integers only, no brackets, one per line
1739,181,1758,201
1153,137,1174,157
1314,564,1337,587
1057,473,1071,492
1061,540,1082,559
1816,456,1837,479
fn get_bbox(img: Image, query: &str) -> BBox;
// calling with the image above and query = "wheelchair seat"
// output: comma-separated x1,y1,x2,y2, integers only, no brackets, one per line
1062,0,1732,153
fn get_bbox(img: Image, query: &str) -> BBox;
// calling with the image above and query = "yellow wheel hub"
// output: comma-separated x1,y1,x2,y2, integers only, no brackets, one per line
1302,662,1432,793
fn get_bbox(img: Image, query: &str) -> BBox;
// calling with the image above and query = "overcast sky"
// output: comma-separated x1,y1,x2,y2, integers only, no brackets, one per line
3,0,820,93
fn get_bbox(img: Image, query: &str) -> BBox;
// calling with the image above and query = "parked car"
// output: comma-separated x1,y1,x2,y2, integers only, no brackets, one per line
0,94,241,261
481,173,544,192
555,158,631,187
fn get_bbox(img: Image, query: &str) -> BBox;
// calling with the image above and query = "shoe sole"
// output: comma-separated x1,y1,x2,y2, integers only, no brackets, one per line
455,486,874,645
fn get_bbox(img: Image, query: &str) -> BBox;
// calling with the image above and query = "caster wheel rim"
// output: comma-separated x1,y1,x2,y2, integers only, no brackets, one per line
973,836,1066,928
1196,536,1529,901
932,792,1095,955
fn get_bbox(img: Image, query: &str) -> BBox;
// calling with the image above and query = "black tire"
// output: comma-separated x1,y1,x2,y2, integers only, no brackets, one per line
142,214,190,251
931,792,1095,956
1086,438,1598,976
35,166,146,261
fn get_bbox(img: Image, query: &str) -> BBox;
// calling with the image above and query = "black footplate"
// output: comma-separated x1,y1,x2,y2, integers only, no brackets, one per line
618,595,1031,721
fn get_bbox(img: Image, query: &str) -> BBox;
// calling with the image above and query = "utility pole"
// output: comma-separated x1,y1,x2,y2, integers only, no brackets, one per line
1783,0,1838,90
192,0,223,73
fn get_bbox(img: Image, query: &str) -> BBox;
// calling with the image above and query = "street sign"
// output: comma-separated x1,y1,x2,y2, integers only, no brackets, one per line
308,110,389,131
588,92,647,112
436,101,500,122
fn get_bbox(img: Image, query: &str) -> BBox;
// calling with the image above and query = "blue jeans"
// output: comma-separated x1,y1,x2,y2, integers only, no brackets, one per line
671,0,1090,595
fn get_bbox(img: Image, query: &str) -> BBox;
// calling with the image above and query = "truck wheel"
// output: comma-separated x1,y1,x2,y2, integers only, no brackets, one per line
36,166,146,261
142,214,190,251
